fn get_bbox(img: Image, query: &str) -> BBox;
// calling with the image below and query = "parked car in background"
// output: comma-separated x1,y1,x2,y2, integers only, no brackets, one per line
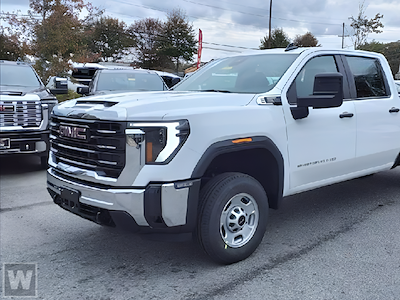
153,71,182,88
71,62,107,86
0,60,66,167
77,69,169,96
46,76,86,93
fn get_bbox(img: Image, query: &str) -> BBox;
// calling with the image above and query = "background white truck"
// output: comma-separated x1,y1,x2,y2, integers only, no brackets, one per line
0,60,66,167
47,47,400,264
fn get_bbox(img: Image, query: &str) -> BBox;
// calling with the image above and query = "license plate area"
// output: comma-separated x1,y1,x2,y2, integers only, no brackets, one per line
0,138,10,149
60,187,81,211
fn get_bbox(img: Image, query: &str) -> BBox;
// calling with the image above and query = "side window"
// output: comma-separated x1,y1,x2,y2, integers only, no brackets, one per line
346,56,388,98
288,56,338,104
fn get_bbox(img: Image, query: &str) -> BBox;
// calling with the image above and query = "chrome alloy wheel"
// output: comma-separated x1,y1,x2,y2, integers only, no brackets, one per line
220,193,259,248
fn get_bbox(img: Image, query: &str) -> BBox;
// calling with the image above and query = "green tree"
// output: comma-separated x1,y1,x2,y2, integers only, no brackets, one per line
293,32,320,47
128,17,166,69
349,2,384,50
260,28,290,49
157,9,197,72
0,32,25,60
85,16,134,62
3,0,102,80
359,40,400,77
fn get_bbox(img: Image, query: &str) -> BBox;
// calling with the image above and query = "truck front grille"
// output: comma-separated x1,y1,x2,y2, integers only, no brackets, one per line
50,116,126,178
0,100,42,127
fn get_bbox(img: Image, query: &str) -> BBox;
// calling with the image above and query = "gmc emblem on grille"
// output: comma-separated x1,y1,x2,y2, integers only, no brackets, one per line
0,105,14,112
59,125,87,140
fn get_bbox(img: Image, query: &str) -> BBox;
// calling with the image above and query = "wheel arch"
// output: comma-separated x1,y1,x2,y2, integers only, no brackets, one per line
191,136,284,209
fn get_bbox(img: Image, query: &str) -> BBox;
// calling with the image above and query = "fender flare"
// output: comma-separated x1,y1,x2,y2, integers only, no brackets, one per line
191,136,284,209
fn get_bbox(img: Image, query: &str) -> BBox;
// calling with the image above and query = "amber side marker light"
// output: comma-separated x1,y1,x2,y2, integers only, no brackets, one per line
146,142,153,162
232,137,252,144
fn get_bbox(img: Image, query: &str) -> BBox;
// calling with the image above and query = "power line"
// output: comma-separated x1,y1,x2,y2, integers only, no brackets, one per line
182,0,343,26
110,0,342,29
183,0,267,18
203,41,257,50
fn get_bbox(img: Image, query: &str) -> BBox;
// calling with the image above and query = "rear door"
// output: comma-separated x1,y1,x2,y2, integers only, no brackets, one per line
344,55,400,172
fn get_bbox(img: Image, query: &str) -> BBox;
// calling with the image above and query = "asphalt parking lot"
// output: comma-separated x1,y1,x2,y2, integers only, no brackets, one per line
1,155,400,299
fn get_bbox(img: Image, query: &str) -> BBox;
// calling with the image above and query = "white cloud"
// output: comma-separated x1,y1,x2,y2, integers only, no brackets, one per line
1,0,399,62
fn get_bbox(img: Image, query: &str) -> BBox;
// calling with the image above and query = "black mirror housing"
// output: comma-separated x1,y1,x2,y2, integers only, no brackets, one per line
50,77,68,95
77,86,90,95
297,73,343,109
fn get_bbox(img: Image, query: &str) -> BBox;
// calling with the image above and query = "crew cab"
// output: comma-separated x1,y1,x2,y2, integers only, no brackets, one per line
46,47,400,263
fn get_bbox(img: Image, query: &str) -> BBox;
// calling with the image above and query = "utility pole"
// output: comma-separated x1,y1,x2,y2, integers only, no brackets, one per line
268,0,272,48
338,23,349,49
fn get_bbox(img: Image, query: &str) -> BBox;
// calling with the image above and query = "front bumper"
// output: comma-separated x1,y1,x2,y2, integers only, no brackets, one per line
47,168,200,234
0,131,49,155
0,102,50,156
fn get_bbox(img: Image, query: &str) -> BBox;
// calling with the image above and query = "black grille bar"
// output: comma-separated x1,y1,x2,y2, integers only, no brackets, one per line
50,116,126,178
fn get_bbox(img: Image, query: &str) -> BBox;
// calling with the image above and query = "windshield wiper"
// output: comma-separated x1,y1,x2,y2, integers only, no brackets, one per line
201,89,231,93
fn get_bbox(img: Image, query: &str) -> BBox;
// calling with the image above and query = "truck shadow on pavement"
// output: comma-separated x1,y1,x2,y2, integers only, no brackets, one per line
0,155,45,175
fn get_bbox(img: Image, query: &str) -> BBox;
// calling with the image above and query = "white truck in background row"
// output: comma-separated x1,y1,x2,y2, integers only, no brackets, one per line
0,60,66,167
47,47,400,264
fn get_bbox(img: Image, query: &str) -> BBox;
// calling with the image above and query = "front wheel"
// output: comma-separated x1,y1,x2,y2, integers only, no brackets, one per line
197,172,269,264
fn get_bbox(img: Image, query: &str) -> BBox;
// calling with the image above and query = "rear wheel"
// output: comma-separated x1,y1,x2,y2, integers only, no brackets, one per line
197,172,269,264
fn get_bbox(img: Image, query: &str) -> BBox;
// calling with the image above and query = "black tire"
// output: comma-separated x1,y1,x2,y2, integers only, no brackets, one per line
197,172,269,264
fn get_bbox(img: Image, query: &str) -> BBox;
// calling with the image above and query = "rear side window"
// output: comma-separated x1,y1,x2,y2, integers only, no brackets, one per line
345,56,388,98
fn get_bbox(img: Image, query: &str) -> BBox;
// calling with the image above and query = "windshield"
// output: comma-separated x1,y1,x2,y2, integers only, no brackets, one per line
174,53,298,93
0,64,41,87
96,72,165,92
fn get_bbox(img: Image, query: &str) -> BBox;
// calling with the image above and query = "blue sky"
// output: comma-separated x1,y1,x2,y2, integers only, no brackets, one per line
1,0,399,61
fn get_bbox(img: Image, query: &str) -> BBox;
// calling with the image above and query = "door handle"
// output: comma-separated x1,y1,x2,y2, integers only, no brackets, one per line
339,112,354,118
389,107,400,113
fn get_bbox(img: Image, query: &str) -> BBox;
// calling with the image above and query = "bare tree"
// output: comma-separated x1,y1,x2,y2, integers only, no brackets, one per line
349,2,383,49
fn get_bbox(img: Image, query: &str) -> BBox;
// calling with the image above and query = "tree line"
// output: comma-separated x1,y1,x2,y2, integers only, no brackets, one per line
1,0,399,80
1,0,197,80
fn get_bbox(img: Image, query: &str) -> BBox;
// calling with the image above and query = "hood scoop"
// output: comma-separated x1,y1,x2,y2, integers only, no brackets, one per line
75,100,118,107
0,91,24,96
65,99,119,119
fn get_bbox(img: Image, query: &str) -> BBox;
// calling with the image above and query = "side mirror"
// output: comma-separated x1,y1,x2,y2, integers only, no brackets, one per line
297,73,344,108
50,77,68,95
77,86,90,95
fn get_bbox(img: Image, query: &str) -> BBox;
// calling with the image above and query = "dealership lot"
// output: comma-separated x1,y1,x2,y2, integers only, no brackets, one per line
1,155,400,299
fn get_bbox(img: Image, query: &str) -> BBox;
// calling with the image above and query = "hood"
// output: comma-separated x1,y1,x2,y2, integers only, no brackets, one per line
0,85,55,100
53,91,256,121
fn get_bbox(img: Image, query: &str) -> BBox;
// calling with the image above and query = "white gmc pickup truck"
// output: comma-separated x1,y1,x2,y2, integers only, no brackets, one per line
47,47,400,264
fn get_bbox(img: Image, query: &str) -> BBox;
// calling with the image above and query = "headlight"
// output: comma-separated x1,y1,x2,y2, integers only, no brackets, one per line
126,120,190,164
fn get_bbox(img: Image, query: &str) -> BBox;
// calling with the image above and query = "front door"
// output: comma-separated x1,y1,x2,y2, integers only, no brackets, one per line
282,55,357,193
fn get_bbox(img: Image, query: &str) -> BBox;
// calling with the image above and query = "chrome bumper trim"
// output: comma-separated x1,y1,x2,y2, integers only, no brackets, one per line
47,168,148,226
